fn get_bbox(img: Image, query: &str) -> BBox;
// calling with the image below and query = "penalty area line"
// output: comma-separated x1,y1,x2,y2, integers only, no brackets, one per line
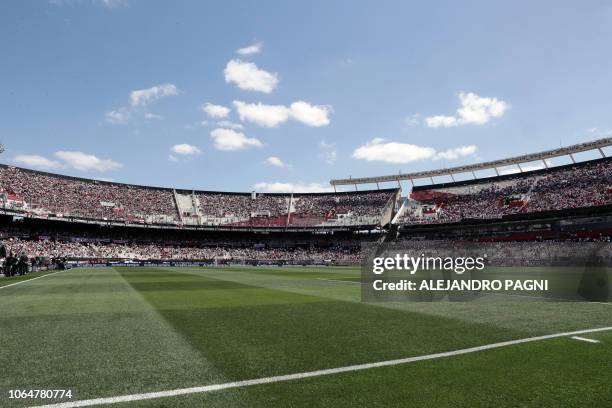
30,325,612,408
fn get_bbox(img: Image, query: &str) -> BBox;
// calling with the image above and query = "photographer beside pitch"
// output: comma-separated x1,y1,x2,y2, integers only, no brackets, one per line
0,242,36,277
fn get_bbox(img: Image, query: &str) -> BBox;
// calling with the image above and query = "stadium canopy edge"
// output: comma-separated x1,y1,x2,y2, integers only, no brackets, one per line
329,137,612,188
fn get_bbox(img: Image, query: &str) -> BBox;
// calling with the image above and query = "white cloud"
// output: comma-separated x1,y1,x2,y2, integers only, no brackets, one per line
224,59,279,93
130,84,179,107
202,103,230,119
237,42,263,56
265,156,286,168
425,115,458,128
106,109,162,124
13,155,62,170
188,120,244,130
216,120,243,130
233,100,333,128
105,108,130,124
13,151,122,172
425,92,508,128
457,92,507,125
106,84,178,124
210,128,262,151
253,182,333,193
352,139,477,164
54,151,122,172
319,141,337,164
522,160,553,171
433,145,477,160
499,159,553,175
352,139,436,164
289,101,332,127
586,127,612,137
233,101,290,127
144,112,163,120
170,144,201,156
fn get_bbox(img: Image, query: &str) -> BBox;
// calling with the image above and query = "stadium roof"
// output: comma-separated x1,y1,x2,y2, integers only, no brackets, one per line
330,138,612,188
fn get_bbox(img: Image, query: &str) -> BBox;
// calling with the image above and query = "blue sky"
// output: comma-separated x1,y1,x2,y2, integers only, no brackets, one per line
1,0,611,192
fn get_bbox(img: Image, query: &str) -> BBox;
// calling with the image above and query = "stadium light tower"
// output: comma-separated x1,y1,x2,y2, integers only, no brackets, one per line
0,143,4,154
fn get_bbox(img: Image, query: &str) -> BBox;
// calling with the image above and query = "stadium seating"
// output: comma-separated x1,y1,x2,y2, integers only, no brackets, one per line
2,155,611,266
0,165,397,228
0,236,362,264
0,166,178,223
194,191,395,227
398,158,612,225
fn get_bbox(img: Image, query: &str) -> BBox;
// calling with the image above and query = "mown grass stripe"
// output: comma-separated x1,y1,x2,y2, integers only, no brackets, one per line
30,325,612,408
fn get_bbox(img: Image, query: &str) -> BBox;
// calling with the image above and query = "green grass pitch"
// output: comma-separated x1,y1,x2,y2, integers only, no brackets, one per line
1,266,612,407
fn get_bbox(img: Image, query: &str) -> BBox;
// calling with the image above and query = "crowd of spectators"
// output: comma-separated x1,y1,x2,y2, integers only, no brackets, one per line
197,193,289,220
197,191,395,227
0,237,362,264
6,236,607,268
0,166,178,222
400,159,612,225
389,237,612,267
292,191,393,217
0,165,395,228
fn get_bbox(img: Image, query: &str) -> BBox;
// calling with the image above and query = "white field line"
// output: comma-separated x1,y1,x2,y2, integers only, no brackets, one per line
31,325,612,408
0,270,67,290
571,336,601,344
316,278,361,284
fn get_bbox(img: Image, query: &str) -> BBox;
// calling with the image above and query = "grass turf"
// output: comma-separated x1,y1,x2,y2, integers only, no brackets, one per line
0,269,61,288
0,266,611,407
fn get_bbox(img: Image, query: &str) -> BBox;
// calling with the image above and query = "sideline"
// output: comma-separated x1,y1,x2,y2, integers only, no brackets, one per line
316,278,361,284
31,325,612,408
0,269,68,290
570,335,600,343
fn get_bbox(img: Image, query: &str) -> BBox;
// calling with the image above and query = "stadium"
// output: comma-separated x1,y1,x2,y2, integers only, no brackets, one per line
2,138,612,407
3,2,612,407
